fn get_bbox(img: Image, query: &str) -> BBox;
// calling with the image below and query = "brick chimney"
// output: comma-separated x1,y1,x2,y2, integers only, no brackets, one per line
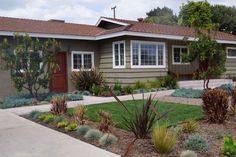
137,18,144,22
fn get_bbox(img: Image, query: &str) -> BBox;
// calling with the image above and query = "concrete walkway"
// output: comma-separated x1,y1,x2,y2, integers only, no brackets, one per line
0,109,120,157
5,90,174,115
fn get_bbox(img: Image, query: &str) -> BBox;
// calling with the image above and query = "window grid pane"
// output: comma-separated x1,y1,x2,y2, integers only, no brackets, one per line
114,44,119,66
181,48,188,63
73,54,82,69
158,45,164,65
132,43,139,66
228,49,236,57
120,43,124,66
140,44,156,66
84,54,92,69
173,48,181,63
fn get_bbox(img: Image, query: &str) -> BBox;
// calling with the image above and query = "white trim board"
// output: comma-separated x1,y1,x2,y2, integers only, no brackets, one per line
95,17,130,27
0,30,236,45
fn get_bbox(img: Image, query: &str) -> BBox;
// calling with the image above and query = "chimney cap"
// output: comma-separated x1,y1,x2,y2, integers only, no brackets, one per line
137,18,144,22
48,19,65,23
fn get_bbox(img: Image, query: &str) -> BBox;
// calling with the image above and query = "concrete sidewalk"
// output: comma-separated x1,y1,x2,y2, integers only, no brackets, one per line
5,90,174,115
0,109,120,157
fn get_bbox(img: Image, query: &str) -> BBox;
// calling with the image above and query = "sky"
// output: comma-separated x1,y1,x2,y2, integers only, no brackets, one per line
0,0,235,25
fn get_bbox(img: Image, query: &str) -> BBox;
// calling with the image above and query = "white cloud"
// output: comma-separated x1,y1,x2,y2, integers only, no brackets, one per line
0,0,235,24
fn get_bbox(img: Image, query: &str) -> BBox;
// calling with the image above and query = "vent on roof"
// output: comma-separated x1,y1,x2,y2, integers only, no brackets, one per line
137,18,144,22
48,19,65,23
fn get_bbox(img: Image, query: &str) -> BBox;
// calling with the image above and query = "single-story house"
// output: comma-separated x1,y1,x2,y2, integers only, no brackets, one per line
0,16,236,96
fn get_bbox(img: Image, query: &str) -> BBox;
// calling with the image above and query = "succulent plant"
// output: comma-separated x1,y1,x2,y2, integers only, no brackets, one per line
76,125,91,136
99,133,118,146
84,129,103,141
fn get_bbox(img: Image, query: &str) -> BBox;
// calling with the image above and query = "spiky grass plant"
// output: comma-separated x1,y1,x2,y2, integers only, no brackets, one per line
74,105,87,125
98,110,112,133
84,129,103,141
180,150,198,157
28,110,40,119
182,120,199,134
51,95,67,115
76,125,90,136
99,133,118,146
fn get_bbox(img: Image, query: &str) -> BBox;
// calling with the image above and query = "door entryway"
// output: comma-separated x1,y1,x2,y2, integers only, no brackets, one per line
50,52,68,93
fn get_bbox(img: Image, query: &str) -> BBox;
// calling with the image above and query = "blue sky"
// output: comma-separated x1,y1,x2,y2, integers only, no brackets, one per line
0,0,235,25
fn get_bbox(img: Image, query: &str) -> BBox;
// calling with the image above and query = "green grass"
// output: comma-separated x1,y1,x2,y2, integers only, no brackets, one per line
68,100,204,130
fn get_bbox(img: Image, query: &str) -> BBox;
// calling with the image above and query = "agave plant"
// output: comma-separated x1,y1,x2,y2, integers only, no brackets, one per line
112,91,169,139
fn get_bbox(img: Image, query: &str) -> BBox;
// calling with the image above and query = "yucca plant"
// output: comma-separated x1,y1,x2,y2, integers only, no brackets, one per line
112,91,169,139
71,69,104,91
51,95,67,115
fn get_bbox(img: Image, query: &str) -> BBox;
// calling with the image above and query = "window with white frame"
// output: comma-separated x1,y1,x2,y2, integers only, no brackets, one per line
227,47,236,58
131,41,165,68
172,46,189,64
113,41,125,68
72,51,94,71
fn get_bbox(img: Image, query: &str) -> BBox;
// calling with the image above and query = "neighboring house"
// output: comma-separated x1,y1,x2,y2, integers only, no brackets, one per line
0,16,236,96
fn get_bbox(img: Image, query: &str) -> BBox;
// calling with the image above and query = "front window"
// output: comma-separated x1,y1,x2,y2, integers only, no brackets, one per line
172,46,189,64
227,47,236,58
72,51,94,71
113,41,125,68
131,41,165,68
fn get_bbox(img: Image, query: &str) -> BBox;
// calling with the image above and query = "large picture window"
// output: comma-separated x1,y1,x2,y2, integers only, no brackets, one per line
72,51,94,71
112,41,125,68
227,47,236,58
172,46,189,64
131,41,165,68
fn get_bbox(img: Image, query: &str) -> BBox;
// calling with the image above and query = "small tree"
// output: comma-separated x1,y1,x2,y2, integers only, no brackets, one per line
184,32,226,89
0,34,60,98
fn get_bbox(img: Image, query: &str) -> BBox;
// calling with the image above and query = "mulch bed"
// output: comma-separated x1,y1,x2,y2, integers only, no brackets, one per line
24,115,236,157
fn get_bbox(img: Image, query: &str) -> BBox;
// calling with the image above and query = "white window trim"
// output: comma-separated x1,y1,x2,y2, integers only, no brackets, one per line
112,40,126,69
172,45,190,65
71,51,94,71
130,40,166,68
226,47,236,59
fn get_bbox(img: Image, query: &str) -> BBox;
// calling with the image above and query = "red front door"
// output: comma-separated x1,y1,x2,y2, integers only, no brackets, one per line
50,52,68,93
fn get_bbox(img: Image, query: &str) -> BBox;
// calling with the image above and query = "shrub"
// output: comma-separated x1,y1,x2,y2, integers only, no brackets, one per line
65,123,78,132
216,84,233,95
182,120,199,134
28,110,40,119
113,82,122,91
171,88,203,98
66,108,75,117
51,95,67,115
66,93,83,101
185,134,209,151
57,121,69,128
98,110,112,133
99,133,118,146
123,85,133,94
81,90,91,96
134,80,146,89
74,105,87,125
221,136,236,157
231,86,236,115
100,91,113,97
180,150,197,157
112,90,121,96
71,69,104,91
76,125,90,136
169,126,182,137
53,115,65,124
161,74,177,89
202,89,229,123
112,94,169,139
43,114,56,123
91,84,104,96
149,79,162,88
144,82,152,90
38,113,49,121
84,129,103,141
152,124,177,154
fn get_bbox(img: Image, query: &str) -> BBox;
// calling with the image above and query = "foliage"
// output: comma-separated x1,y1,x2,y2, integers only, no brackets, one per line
57,121,69,128
185,134,209,151
152,124,177,154
91,84,104,96
28,110,40,119
180,150,198,157
0,34,60,98
179,1,213,28
182,120,199,134
221,136,236,157
81,90,91,96
64,123,78,132
51,95,67,115
113,82,122,91
169,126,182,137
211,5,236,35
43,114,56,123
66,108,75,117
66,93,83,101
202,89,229,123
99,133,118,146
232,86,236,115
71,69,104,91
100,91,113,97
216,84,233,95
85,100,203,130
84,129,103,141
74,105,87,125
0,95,33,109
149,79,162,89
37,113,49,121
98,110,112,133
145,6,178,25
53,115,65,124
76,125,90,136
112,93,169,139
123,85,134,94
161,74,177,89
171,88,203,98
134,81,146,89
112,90,121,96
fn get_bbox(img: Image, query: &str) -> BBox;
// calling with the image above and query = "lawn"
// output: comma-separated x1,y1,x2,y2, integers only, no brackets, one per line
77,100,204,129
